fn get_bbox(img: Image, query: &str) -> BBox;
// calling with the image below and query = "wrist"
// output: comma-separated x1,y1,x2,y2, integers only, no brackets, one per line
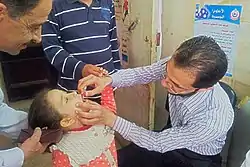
105,111,117,127
19,145,27,160
104,76,113,86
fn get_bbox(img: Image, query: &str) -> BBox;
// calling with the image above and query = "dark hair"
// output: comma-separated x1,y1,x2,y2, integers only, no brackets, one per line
28,89,62,130
173,36,228,88
0,0,40,18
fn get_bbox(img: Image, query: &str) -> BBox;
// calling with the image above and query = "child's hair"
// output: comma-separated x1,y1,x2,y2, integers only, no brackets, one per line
28,89,63,130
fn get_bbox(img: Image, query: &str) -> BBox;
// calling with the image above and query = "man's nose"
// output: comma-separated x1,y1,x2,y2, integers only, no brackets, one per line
69,91,78,97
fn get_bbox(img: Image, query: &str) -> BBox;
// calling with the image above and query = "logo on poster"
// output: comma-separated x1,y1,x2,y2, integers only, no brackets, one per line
230,9,240,21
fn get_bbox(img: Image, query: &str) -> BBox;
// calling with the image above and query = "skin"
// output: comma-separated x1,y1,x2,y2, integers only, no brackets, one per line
76,57,204,127
161,58,198,95
47,90,88,129
77,58,198,95
80,0,93,6
0,0,52,55
0,0,52,159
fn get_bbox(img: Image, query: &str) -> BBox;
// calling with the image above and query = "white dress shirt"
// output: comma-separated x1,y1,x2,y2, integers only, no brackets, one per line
111,57,234,155
0,88,27,166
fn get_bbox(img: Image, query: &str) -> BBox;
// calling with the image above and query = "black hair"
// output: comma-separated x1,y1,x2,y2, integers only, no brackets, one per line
28,89,62,130
0,0,40,18
173,36,228,88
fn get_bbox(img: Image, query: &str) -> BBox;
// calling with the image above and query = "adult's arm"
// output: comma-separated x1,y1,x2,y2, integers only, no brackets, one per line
111,57,169,88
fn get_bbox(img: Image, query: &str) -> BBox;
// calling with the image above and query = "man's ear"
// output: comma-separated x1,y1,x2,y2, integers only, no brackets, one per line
0,3,7,22
60,117,75,128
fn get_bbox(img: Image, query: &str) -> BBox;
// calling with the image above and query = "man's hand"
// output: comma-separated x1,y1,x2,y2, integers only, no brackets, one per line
82,64,108,77
78,74,112,96
75,101,117,127
19,128,49,160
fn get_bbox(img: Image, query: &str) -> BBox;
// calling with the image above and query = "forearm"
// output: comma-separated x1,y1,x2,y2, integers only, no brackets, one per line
110,57,169,88
42,11,85,81
0,118,28,140
0,102,28,140
0,148,24,167
112,115,225,154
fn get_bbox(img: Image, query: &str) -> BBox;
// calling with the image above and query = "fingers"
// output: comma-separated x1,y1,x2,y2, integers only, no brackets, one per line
92,69,103,77
99,67,108,76
39,143,50,153
77,109,101,119
85,99,99,105
85,88,103,97
78,75,95,93
76,102,101,111
30,127,42,142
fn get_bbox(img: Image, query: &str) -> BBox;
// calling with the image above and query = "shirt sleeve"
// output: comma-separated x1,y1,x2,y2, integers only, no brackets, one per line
0,147,24,167
110,57,169,88
109,1,121,70
42,6,85,81
0,89,28,140
112,104,232,154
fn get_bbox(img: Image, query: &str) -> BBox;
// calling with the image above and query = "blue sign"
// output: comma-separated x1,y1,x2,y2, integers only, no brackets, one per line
195,4,242,25
194,4,242,77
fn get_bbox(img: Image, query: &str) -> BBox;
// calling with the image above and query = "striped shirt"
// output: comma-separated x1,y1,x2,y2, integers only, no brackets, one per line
42,0,121,91
111,57,234,155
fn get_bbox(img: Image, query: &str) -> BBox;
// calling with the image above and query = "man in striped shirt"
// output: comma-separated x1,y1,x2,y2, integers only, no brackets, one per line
76,36,234,167
42,0,121,97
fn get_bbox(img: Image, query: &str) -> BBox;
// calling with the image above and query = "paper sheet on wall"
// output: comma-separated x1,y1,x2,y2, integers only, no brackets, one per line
114,0,129,67
194,4,242,77
114,0,123,21
120,0,130,66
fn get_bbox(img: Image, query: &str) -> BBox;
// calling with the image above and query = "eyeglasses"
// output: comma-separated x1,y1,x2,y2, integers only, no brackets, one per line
162,64,198,95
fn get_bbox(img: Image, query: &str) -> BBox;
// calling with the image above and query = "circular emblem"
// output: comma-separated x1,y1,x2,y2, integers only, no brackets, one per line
230,9,240,20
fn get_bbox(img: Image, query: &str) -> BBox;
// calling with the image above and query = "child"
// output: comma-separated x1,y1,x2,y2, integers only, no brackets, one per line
18,86,117,167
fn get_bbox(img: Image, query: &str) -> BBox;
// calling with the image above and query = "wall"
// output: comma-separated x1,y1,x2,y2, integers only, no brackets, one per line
114,0,155,146
155,0,250,129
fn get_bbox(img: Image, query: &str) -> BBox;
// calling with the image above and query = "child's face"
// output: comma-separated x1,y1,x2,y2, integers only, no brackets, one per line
47,89,84,118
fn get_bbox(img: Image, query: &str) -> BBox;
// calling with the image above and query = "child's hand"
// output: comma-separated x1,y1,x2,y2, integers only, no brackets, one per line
82,64,108,77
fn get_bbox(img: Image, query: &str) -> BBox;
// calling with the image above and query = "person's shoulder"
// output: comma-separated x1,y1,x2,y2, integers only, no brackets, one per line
100,0,113,6
51,0,71,15
53,0,67,4
52,0,68,8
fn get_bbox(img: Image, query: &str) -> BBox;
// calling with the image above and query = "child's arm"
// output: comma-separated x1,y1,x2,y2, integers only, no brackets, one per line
101,86,117,113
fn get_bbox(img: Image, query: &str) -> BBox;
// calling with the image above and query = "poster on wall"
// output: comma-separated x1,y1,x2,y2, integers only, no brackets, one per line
114,0,123,21
194,4,242,77
121,0,130,66
113,0,129,67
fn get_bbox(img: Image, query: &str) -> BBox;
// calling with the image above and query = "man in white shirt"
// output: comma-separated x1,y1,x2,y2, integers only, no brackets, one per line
0,0,52,166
